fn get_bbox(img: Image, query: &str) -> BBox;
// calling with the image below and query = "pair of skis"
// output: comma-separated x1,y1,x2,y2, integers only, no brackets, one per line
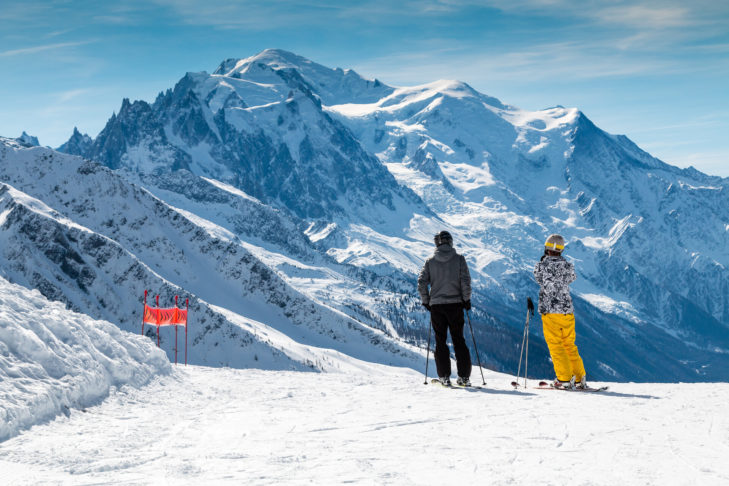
430,378,608,393
512,380,609,393
429,378,484,389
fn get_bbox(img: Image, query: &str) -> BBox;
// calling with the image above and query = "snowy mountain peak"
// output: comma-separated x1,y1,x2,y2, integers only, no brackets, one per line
211,49,394,106
500,105,581,131
57,127,93,156
15,131,39,147
416,79,484,99
213,48,312,76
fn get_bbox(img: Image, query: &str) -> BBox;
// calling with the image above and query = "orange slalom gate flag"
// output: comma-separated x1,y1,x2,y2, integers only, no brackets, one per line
143,304,187,326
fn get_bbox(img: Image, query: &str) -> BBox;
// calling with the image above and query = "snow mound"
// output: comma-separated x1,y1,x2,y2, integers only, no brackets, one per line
0,276,170,442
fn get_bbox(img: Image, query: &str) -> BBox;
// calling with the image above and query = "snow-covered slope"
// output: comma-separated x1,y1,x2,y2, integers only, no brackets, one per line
0,275,170,442
0,137,423,372
327,77,729,356
44,48,729,381
2,366,729,484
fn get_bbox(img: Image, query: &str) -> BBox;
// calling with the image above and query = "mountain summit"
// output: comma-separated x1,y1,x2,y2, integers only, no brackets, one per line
213,48,394,106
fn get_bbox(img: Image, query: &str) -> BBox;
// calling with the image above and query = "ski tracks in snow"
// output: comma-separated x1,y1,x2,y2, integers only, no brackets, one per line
1,367,729,485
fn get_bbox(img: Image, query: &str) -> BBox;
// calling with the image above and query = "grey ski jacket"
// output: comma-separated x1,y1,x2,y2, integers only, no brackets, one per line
533,255,577,314
418,244,471,306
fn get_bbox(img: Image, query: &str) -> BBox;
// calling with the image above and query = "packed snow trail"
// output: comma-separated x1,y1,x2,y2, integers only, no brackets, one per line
1,366,728,485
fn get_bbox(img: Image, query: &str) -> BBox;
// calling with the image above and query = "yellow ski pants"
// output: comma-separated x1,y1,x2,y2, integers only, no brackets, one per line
542,313,586,382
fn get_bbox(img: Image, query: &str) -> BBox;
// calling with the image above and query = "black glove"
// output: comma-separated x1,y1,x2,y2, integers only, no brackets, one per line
463,300,471,310
422,303,431,311
527,296,535,316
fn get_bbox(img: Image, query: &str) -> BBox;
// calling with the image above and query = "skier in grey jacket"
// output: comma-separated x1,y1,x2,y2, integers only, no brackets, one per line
418,230,472,386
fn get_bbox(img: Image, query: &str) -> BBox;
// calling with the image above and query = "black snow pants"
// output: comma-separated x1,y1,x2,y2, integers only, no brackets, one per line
431,303,472,379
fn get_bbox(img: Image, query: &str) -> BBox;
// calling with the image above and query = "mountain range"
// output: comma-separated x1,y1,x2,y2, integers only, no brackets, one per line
3,48,728,381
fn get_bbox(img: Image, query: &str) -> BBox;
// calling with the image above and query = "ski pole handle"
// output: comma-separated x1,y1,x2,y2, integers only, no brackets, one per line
526,297,534,316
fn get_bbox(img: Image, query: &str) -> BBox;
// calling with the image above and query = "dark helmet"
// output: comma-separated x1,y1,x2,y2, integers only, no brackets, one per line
434,230,453,247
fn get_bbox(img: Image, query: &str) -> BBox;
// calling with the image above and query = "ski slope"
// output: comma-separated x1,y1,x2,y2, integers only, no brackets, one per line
1,365,727,485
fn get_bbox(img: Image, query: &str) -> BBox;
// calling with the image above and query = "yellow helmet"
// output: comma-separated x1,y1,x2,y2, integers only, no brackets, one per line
544,234,565,252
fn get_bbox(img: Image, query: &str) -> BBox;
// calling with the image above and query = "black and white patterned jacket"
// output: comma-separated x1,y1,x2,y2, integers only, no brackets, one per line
533,255,576,315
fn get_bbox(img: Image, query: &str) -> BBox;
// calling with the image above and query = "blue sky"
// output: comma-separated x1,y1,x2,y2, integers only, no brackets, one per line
1,0,727,176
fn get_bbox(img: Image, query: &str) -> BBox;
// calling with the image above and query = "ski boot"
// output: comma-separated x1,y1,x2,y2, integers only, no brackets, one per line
438,376,452,386
456,376,471,387
552,376,576,390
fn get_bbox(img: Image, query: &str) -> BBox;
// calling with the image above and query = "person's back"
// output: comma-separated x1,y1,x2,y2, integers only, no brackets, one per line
418,231,472,386
419,244,471,306
533,254,576,315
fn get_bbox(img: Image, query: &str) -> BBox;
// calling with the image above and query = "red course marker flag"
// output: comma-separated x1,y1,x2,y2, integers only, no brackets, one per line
141,290,189,365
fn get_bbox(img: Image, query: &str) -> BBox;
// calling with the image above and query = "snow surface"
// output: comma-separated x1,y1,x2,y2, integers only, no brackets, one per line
1,365,728,485
0,276,170,442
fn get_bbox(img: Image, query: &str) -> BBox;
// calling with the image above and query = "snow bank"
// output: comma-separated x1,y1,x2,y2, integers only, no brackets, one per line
0,277,170,442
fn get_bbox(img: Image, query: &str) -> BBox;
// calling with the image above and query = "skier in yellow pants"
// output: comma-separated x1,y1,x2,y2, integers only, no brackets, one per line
533,234,587,389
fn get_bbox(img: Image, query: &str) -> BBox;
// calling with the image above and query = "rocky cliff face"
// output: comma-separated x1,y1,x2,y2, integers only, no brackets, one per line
56,127,92,156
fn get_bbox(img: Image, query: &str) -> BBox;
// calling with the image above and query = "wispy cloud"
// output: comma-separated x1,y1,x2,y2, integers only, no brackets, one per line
627,114,729,134
353,39,689,89
44,28,75,39
671,151,729,177
0,1,52,22
471,0,729,43
0,41,93,57
150,0,490,29
591,5,694,29
57,89,92,103
150,0,333,30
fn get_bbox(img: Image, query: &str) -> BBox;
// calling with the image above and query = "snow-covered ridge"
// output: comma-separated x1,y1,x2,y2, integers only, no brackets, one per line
0,139,425,374
328,78,508,118
0,275,170,442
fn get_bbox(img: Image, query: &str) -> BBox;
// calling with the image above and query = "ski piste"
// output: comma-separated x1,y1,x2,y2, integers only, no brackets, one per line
430,378,485,389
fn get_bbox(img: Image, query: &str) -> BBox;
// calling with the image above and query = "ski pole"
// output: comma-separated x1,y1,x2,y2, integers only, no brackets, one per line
513,297,535,388
424,317,432,385
525,297,534,387
465,309,486,385
514,312,529,388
